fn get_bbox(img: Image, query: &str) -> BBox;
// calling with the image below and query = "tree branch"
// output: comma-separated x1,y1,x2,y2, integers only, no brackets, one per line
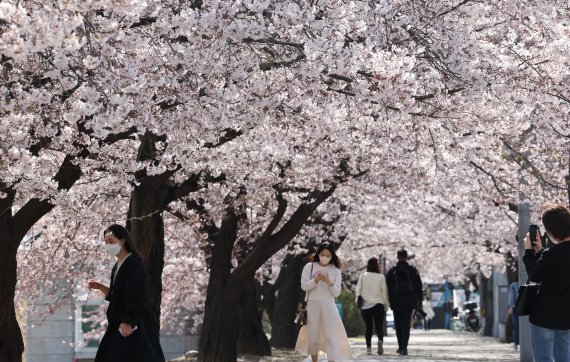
501,138,566,191
203,128,244,148
469,161,514,197
12,127,138,243
437,0,476,18
230,186,336,293
254,188,288,247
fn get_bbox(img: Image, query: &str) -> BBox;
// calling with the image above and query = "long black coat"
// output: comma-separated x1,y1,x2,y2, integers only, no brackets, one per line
95,255,165,362
523,241,570,330
386,261,423,310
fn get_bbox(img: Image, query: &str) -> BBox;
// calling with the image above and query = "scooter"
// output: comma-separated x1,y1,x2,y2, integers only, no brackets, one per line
462,302,480,332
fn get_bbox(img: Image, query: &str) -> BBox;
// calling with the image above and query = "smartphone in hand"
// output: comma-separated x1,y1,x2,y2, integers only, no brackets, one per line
529,224,539,244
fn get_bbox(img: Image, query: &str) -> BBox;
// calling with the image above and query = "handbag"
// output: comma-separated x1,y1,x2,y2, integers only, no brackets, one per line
295,263,314,326
513,282,540,316
294,302,307,326
357,274,365,308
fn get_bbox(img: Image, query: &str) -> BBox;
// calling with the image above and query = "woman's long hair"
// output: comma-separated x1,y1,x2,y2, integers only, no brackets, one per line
103,224,141,259
366,257,380,273
309,242,343,269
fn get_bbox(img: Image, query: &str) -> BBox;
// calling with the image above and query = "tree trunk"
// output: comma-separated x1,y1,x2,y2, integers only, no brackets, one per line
126,175,169,335
236,276,271,356
504,251,518,344
198,211,241,362
479,273,493,336
199,290,240,362
269,253,306,348
566,152,570,205
0,219,24,362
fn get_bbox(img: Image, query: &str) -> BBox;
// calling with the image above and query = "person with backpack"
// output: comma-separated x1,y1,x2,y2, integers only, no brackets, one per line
386,249,423,356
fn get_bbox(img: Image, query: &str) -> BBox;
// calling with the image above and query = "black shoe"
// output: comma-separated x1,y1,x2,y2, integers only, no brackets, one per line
400,349,408,355
396,348,401,354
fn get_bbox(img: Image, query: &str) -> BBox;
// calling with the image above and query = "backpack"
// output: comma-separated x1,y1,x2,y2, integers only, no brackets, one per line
393,267,415,294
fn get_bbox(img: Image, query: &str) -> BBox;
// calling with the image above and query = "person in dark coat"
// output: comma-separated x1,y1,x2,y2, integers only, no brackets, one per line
88,224,165,362
523,204,570,362
386,249,423,356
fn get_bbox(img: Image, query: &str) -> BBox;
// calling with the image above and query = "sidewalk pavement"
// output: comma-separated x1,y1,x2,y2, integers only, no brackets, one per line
343,329,518,361
234,329,519,362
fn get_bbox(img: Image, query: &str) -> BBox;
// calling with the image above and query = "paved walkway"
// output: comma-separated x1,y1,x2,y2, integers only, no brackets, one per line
344,329,518,361
234,329,519,362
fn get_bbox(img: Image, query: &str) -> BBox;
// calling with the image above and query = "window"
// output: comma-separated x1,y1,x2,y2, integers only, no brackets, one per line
74,304,102,357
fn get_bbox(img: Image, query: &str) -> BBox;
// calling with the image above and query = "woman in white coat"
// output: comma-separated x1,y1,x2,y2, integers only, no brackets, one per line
422,296,435,330
298,243,352,362
355,257,390,355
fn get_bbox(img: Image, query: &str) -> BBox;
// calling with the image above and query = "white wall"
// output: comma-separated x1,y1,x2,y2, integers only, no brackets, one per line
26,297,75,362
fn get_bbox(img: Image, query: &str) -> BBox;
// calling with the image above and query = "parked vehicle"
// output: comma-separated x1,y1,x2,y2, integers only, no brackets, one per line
462,301,480,332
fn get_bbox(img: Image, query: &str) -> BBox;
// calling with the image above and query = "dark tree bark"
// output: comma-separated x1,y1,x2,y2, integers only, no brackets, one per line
236,276,271,355
125,132,218,333
504,252,518,344
113,127,236,338
566,152,570,205
0,190,24,362
267,253,306,348
233,227,271,356
125,132,171,334
126,174,169,336
479,273,493,336
198,210,241,362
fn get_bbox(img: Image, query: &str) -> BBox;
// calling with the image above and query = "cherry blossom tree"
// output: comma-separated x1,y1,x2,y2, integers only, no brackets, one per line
3,1,570,362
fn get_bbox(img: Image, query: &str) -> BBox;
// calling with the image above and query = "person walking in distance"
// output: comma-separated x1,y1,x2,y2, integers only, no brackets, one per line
355,257,390,355
422,296,435,331
507,281,520,351
386,249,423,356
443,297,454,330
298,242,352,362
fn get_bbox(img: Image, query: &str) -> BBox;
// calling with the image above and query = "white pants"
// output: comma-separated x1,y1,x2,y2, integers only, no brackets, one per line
296,300,352,361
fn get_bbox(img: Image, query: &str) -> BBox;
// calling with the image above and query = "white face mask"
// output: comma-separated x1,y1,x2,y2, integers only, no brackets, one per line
319,256,331,265
105,243,121,256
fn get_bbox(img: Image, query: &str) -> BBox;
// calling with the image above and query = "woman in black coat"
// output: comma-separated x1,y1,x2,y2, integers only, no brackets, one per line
88,224,165,362
523,204,570,362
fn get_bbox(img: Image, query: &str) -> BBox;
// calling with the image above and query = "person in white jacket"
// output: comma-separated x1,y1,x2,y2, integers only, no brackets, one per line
422,296,435,330
355,257,390,355
298,243,352,362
